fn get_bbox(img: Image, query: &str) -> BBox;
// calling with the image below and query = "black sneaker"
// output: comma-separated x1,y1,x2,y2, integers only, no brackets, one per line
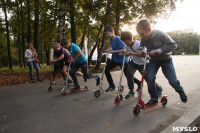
105,86,115,92
96,77,100,86
31,80,35,83
125,91,135,99
71,86,81,91
146,99,158,106
178,91,187,103
38,79,43,82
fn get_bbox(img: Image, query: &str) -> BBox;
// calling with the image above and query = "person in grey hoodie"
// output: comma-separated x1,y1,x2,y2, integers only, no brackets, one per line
135,19,187,106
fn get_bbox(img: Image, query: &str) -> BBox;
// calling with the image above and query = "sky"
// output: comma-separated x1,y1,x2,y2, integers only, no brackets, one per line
122,0,200,34
154,0,200,34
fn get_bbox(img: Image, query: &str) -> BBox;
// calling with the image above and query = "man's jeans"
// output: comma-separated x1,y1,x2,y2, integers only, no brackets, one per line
27,60,40,81
147,58,183,100
70,61,98,87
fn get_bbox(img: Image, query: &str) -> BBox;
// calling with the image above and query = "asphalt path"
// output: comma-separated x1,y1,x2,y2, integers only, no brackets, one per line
0,55,200,133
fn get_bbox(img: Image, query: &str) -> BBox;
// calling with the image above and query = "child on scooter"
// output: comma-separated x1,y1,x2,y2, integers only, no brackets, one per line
104,25,141,97
135,19,187,106
50,42,73,84
120,31,163,99
60,38,100,91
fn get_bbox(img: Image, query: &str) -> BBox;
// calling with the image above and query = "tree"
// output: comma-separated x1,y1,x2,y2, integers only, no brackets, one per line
57,0,66,43
34,0,39,55
1,0,12,69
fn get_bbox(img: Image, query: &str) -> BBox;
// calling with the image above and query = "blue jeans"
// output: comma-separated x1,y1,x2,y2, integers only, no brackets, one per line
70,61,99,87
147,58,183,100
27,60,40,81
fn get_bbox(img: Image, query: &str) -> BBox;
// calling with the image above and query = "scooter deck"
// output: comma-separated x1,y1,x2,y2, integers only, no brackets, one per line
61,86,89,96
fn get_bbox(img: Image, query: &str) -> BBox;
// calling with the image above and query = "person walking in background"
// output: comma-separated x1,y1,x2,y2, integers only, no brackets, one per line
24,43,42,83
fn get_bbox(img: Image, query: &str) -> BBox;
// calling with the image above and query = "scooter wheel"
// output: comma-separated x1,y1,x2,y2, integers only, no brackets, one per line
114,96,121,105
61,91,67,96
94,90,101,98
48,87,53,92
133,105,140,116
161,97,167,106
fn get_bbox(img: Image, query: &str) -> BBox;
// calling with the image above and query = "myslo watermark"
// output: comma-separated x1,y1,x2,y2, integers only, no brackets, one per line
172,126,199,132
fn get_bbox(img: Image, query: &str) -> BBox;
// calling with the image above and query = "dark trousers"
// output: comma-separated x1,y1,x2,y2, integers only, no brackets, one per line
126,61,162,91
53,60,66,81
70,61,98,87
105,60,129,88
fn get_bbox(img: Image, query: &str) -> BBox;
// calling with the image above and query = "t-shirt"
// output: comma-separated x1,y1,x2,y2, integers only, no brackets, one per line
110,36,128,63
126,40,145,65
140,30,177,60
68,43,87,64
54,48,71,63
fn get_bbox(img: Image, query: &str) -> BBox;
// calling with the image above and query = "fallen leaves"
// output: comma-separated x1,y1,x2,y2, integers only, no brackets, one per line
0,71,63,87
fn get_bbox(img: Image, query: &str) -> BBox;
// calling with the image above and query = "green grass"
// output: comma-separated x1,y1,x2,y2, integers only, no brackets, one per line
0,65,51,74
0,64,121,74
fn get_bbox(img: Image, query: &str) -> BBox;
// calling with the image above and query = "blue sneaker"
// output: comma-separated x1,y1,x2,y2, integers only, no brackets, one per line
68,78,73,83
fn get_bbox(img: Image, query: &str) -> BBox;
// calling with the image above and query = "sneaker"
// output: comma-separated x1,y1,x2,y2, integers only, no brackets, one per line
31,80,35,83
71,86,81,91
157,86,163,97
96,77,100,86
178,91,187,103
125,91,135,99
68,78,73,83
105,86,115,92
146,99,158,106
38,79,43,82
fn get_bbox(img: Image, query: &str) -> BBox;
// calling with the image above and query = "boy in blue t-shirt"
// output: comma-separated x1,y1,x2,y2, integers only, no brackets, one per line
50,43,72,84
104,25,141,93
60,38,100,90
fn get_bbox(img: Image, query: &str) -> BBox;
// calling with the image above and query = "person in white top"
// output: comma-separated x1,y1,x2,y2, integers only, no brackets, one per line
24,43,42,83
120,31,162,99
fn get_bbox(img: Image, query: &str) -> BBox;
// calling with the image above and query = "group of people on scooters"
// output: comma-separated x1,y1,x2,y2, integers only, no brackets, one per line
51,19,187,107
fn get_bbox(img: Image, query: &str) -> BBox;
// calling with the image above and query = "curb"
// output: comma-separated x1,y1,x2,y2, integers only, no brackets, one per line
161,103,200,133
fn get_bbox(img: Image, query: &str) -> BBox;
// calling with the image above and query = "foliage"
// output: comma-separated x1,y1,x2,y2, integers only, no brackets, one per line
168,30,200,55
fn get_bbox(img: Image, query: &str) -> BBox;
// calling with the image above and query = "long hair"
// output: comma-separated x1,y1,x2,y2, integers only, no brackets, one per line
27,43,37,56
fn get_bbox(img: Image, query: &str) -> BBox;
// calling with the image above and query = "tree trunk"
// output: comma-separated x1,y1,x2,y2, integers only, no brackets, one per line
57,0,66,43
95,29,106,69
79,33,85,50
17,36,23,67
34,0,39,55
95,0,112,69
16,3,22,68
2,0,12,69
88,24,103,66
69,0,76,43
27,0,31,42
20,1,26,67
115,0,120,35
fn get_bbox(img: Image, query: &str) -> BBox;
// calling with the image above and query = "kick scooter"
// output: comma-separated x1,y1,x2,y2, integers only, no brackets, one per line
113,53,126,105
133,52,167,116
61,61,89,96
94,52,111,98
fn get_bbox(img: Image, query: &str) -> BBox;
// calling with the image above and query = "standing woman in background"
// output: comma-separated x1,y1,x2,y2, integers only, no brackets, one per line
24,43,42,83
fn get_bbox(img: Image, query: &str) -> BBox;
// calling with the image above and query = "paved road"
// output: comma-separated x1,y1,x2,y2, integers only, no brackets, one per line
0,55,200,133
